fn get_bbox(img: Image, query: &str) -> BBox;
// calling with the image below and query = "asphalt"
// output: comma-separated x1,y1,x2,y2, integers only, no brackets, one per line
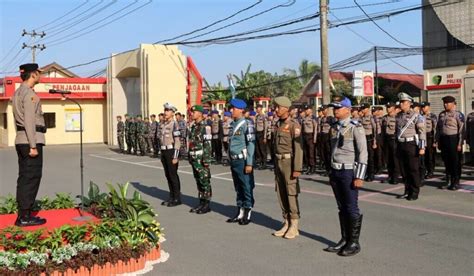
0,144,473,275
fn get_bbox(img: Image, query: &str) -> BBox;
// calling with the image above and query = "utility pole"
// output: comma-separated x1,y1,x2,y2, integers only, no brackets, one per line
21,29,46,63
320,0,330,105
374,46,379,105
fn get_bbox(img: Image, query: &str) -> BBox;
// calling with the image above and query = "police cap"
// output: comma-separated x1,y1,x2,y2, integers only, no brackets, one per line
229,98,247,109
19,63,42,73
442,96,456,103
191,105,204,113
274,96,292,108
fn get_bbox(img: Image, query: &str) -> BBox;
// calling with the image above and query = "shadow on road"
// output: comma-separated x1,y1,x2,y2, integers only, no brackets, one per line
131,181,334,247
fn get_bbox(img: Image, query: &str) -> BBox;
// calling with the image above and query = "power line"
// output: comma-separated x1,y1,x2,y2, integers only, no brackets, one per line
46,0,151,47
331,0,403,10
33,0,91,31
0,36,23,65
353,0,415,47
156,0,264,44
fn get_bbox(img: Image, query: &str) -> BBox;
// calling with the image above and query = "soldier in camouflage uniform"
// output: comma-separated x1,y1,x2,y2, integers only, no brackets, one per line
188,105,213,214
135,115,147,156
150,114,159,157
129,117,137,155
117,115,125,153
144,117,152,153
124,114,132,154
176,112,188,160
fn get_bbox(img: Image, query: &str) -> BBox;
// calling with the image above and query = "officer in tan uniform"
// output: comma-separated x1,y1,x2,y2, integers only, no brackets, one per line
272,96,304,240
360,103,377,181
222,111,232,165
396,93,426,200
159,103,182,207
382,102,400,184
12,63,47,227
302,104,318,175
210,110,223,164
435,96,465,190
420,102,437,179
319,105,335,176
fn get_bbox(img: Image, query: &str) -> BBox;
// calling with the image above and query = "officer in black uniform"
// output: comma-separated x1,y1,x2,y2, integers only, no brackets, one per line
435,96,465,190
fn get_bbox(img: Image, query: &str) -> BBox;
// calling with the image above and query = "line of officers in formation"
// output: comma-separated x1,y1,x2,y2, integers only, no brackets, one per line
115,92,469,257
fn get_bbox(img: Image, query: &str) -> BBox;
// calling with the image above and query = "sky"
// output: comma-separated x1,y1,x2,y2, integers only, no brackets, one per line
0,0,423,84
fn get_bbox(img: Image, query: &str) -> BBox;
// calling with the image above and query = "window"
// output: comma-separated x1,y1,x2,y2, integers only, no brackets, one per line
262,101,267,108
43,113,56,128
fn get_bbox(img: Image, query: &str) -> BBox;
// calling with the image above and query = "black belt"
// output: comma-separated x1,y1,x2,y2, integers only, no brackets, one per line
16,125,47,133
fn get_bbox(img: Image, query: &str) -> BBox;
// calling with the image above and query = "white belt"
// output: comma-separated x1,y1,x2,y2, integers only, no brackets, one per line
275,153,291,160
331,163,354,170
161,145,174,150
398,137,415,143
189,150,203,155
230,153,245,160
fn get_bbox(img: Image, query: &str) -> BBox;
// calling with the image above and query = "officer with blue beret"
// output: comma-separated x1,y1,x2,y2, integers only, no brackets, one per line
226,98,256,225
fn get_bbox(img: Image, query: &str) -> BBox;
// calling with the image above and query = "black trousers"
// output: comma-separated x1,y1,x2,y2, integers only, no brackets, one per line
425,135,435,175
398,141,421,197
384,136,400,180
255,131,267,164
440,135,462,184
366,135,375,177
16,144,43,216
320,133,331,172
303,133,316,166
212,137,222,162
160,149,181,200
375,134,384,173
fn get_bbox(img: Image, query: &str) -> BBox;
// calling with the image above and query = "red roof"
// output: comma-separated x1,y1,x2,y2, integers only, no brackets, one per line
330,71,423,90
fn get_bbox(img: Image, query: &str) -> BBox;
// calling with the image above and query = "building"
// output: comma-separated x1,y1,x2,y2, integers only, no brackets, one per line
107,44,202,146
422,0,474,115
0,63,106,147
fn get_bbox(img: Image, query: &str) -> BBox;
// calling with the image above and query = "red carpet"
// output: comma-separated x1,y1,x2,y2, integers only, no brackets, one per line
0,209,100,232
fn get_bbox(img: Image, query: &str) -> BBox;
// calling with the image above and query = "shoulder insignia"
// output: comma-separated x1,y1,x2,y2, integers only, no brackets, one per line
350,119,360,126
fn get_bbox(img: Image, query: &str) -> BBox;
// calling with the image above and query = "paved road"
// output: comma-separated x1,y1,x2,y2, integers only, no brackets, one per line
1,144,473,275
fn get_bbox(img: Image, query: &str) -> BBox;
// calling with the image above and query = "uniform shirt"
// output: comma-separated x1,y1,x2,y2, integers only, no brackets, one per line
125,119,131,135
211,118,223,139
188,120,212,164
222,119,232,142
255,113,267,132
361,114,377,137
329,116,368,179
229,117,256,167
382,114,397,136
159,119,181,158
143,121,150,136
177,119,187,139
396,109,426,149
129,121,137,135
466,112,474,147
117,121,125,136
423,112,437,136
136,120,145,136
436,110,465,147
302,114,318,143
149,120,159,139
319,116,335,134
275,117,303,172
374,116,383,135
12,83,45,148
265,118,274,140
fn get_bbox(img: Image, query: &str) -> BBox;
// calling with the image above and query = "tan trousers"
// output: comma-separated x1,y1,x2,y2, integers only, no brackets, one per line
275,158,300,219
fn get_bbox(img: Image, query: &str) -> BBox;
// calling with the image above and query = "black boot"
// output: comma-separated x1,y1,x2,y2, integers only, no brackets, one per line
439,175,450,189
324,212,346,253
161,198,172,206
448,176,460,190
227,207,243,223
396,187,409,199
190,198,205,213
338,214,363,257
167,196,182,207
196,200,211,214
239,208,252,225
15,211,46,227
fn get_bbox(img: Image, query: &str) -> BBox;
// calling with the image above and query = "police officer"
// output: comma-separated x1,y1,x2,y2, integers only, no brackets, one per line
272,96,304,240
159,103,182,206
12,63,47,226
150,114,159,157
255,104,268,170
324,97,367,256
116,115,125,153
351,107,361,121
210,110,223,164
266,111,276,168
319,105,335,176
382,102,400,184
188,105,213,214
222,111,232,165
176,112,188,159
373,106,384,174
420,102,437,179
435,96,465,190
302,104,318,175
360,103,377,181
396,93,426,200
226,99,256,225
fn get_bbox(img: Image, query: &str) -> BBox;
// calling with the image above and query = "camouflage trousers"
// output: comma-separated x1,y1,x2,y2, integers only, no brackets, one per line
190,157,212,200
126,134,135,153
117,134,124,151
138,135,147,154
